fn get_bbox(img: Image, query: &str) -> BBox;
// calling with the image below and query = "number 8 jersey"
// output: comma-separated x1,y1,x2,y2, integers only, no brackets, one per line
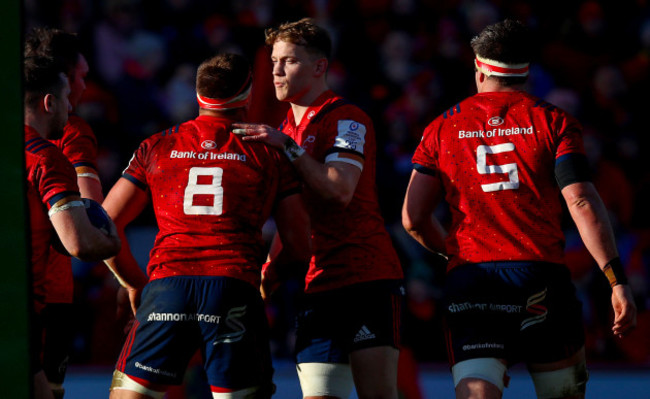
412,91,586,271
122,115,300,286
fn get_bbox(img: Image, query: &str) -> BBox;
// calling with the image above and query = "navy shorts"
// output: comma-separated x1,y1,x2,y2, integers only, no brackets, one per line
116,276,272,390
295,279,404,364
443,262,585,366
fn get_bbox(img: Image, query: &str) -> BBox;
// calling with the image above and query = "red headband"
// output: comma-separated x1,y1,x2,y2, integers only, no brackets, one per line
197,72,252,110
475,55,529,77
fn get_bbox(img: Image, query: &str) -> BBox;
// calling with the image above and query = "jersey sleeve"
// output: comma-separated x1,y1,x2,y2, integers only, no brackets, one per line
61,115,100,179
122,140,150,191
37,150,80,209
323,107,369,171
554,112,585,159
412,120,440,176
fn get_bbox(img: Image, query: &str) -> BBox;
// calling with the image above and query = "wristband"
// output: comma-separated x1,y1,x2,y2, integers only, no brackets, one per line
283,137,305,162
602,257,628,287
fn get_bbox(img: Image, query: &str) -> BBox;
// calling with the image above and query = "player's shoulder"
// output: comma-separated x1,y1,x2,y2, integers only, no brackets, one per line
432,95,477,124
65,114,93,134
26,135,70,168
26,138,74,176
320,101,374,140
143,122,191,146
25,134,58,157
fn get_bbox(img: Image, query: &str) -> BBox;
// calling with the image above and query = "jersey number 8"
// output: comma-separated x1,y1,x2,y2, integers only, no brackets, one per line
184,167,224,215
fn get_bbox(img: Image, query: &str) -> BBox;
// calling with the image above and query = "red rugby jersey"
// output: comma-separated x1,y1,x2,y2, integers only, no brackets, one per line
123,115,300,287
412,91,585,270
25,126,79,311
46,115,100,303
280,90,403,293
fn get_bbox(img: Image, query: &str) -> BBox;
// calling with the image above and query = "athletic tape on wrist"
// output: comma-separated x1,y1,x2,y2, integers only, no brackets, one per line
48,200,85,218
283,137,305,162
602,257,628,287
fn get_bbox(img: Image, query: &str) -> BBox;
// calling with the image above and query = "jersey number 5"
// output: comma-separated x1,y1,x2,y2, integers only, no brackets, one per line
476,143,519,192
184,167,223,215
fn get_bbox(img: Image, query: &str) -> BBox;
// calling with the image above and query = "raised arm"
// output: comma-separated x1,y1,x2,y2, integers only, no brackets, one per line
402,169,448,257
232,123,361,206
562,181,637,337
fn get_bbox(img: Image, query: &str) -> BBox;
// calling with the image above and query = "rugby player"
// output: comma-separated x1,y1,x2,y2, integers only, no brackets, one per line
232,18,404,399
101,53,311,399
402,19,637,399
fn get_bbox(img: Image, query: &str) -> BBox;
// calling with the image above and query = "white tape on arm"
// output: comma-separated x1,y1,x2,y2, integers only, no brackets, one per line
48,200,85,218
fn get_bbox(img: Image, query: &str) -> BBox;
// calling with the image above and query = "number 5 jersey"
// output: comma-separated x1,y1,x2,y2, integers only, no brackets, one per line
412,91,586,271
122,115,300,286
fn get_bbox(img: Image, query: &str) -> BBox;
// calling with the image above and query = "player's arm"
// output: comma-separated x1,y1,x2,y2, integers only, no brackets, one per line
77,175,104,202
402,169,448,257
49,196,121,261
62,121,105,201
232,122,360,205
101,177,150,313
261,193,311,300
561,181,637,337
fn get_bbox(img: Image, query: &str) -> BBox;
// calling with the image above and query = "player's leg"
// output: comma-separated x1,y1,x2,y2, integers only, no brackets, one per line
110,277,201,398
41,303,74,399
297,362,354,399
201,277,276,398
34,370,56,399
347,280,403,399
442,264,517,399
452,358,508,399
349,345,399,399
109,370,167,399
294,288,354,399
524,264,587,399
527,347,587,399
32,308,55,399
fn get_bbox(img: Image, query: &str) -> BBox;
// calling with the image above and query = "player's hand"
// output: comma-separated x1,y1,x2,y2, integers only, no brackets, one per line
260,261,281,303
104,217,122,251
232,123,288,150
116,286,136,334
611,284,637,338
126,285,143,316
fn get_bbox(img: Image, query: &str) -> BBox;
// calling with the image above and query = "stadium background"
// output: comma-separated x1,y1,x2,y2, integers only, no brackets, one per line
18,0,650,397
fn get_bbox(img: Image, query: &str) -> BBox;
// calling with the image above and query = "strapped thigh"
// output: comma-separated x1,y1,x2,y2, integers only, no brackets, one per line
110,370,166,399
451,358,509,392
530,361,588,399
296,362,354,398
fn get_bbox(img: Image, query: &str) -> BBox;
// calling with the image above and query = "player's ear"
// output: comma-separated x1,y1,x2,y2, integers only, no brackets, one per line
314,58,328,77
43,93,55,113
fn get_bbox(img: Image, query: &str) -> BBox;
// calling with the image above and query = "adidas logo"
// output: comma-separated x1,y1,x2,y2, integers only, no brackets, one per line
354,325,376,343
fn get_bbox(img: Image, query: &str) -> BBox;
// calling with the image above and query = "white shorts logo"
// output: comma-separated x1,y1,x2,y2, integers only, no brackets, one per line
353,325,376,343
213,305,247,345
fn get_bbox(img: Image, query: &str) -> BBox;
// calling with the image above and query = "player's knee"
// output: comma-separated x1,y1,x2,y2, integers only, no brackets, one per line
109,370,165,399
451,358,509,392
530,361,588,399
296,362,354,398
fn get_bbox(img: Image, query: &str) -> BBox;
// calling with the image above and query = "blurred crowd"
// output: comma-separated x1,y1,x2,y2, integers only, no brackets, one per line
24,0,650,369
